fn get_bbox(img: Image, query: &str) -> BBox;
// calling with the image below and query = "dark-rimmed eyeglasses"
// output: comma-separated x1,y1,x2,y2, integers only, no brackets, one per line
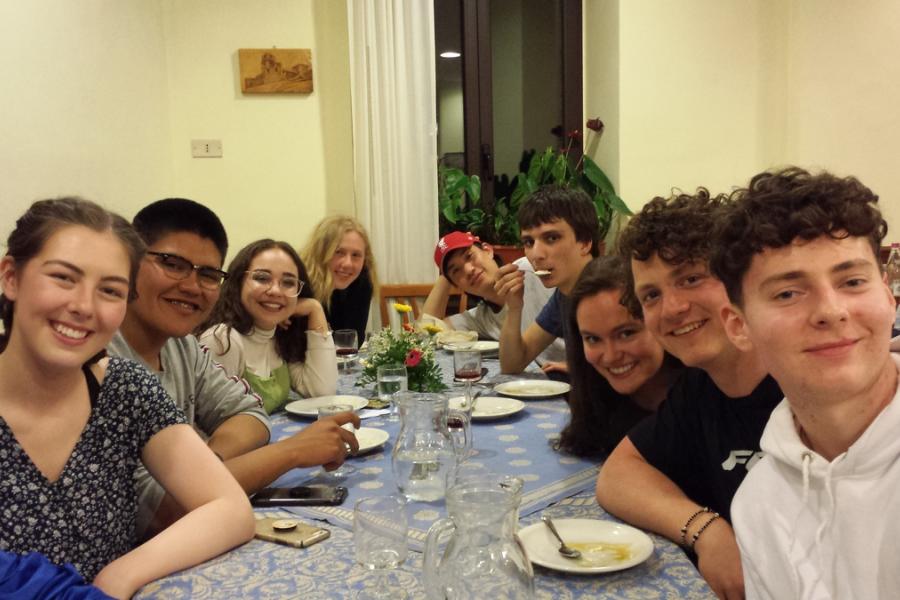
245,270,305,297
146,251,228,290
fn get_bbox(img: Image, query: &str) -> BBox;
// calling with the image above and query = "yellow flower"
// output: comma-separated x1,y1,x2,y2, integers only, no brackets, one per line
422,324,442,335
394,302,413,313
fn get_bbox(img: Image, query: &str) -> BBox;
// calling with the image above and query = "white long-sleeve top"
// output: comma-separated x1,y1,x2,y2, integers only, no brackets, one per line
199,324,338,402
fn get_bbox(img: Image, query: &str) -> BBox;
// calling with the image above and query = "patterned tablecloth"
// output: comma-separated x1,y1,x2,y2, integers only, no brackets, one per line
137,349,714,599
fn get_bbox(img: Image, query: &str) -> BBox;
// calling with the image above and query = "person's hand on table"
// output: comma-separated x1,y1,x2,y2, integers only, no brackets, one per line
493,264,525,310
284,412,361,470
541,361,568,375
693,519,745,600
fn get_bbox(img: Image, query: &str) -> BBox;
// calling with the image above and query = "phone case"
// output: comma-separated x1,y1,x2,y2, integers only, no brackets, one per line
254,518,331,548
250,485,348,507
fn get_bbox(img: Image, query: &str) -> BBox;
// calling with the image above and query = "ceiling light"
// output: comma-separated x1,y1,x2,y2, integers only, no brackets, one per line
440,51,461,59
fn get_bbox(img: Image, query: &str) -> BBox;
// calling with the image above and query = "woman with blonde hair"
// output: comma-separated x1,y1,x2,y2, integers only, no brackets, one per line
301,215,378,342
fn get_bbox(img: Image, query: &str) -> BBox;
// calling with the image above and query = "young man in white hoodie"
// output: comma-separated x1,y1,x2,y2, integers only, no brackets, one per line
712,167,899,599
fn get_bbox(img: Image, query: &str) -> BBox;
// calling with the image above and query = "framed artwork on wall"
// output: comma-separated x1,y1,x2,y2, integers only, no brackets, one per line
238,48,313,94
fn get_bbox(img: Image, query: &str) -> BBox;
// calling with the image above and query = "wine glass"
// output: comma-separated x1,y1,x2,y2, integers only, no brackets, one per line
335,329,359,370
453,349,482,414
354,495,409,600
376,364,407,421
318,404,356,478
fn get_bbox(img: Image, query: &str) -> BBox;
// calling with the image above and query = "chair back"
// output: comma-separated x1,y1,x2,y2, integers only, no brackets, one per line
379,283,467,331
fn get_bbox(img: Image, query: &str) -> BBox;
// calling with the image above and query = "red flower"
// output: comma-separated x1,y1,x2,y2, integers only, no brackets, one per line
586,118,604,134
567,129,582,140
402,323,414,332
405,349,423,368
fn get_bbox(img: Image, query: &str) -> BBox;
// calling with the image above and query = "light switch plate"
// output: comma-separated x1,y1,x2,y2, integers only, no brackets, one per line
191,139,223,158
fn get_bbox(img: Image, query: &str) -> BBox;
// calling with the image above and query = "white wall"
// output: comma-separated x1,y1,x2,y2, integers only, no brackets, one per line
782,0,900,236
159,0,351,257
0,0,353,261
584,0,900,236
0,0,172,237
615,0,768,203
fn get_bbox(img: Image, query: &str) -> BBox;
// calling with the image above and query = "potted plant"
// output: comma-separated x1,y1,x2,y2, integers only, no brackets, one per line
438,118,631,256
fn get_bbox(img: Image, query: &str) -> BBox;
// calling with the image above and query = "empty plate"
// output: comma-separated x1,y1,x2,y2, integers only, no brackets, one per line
448,396,525,420
284,395,370,418
493,380,570,399
352,427,390,454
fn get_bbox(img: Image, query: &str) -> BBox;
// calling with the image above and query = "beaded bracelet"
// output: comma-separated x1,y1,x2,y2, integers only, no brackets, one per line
680,507,711,547
688,512,721,551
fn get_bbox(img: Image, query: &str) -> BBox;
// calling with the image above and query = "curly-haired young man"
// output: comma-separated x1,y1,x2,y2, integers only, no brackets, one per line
596,189,783,600
712,167,899,599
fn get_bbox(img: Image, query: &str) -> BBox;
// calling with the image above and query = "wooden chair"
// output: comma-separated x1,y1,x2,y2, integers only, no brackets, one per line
378,283,467,330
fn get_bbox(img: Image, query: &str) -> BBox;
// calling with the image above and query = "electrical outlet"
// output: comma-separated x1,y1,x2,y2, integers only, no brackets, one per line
191,139,223,158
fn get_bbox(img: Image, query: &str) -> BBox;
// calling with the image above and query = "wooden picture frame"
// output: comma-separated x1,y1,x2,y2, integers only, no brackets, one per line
238,48,313,94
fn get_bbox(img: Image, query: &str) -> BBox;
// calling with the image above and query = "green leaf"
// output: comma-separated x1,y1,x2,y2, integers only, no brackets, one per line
607,193,633,216
442,203,458,224
465,176,481,204
583,156,616,196
550,153,568,183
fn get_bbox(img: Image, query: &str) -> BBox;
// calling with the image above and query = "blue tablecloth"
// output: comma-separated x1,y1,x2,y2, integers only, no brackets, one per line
136,350,715,599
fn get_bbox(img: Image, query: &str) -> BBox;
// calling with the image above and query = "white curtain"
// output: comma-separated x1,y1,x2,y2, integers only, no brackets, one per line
347,0,439,290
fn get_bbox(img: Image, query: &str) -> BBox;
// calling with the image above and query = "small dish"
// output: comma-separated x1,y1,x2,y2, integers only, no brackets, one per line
518,518,654,574
493,380,570,399
352,427,390,454
284,395,370,418
448,396,525,420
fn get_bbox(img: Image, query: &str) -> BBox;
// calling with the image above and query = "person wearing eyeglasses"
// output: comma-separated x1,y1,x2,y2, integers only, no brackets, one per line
198,239,338,413
108,199,359,539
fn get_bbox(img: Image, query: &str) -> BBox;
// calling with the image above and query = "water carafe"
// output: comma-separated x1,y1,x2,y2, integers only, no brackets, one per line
423,473,534,599
391,394,470,502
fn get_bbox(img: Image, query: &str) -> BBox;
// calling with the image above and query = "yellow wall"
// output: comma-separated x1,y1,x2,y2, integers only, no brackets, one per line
584,0,899,236
4,1,899,253
0,0,353,262
0,0,172,236
781,0,900,235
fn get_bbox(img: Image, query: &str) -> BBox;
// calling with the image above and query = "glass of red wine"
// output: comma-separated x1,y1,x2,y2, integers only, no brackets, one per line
453,349,482,414
334,329,358,371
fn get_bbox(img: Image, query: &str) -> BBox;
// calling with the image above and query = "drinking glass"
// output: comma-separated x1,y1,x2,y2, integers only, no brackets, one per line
453,349,482,414
318,404,356,478
377,364,408,422
334,329,359,370
354,495,409,600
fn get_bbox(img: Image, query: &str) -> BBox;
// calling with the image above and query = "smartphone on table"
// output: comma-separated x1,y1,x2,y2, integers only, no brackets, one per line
250,484,348,507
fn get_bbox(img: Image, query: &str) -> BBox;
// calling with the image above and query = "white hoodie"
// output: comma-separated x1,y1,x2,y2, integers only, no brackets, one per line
732,345,900,600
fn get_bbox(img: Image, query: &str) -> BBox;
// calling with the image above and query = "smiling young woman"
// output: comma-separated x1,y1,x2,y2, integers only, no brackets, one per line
300,216,379,343
559,256,683,457
199,239,338,414
0,197,253,598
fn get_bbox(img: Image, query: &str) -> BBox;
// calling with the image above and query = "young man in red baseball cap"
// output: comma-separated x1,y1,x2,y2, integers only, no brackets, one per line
423,230,566,367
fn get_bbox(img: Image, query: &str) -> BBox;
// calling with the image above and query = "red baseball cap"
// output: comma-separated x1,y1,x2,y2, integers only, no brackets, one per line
434,231,480,274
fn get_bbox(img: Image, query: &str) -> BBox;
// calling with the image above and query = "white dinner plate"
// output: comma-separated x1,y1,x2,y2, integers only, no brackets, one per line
284,395,370,418
518,518,654,574
448,396,525,420
443,340,500,354
352,427,390,454
493,380,570,399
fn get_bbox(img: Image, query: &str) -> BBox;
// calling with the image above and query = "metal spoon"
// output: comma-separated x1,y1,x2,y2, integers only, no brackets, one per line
469,387,485,413
541,515,582,559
